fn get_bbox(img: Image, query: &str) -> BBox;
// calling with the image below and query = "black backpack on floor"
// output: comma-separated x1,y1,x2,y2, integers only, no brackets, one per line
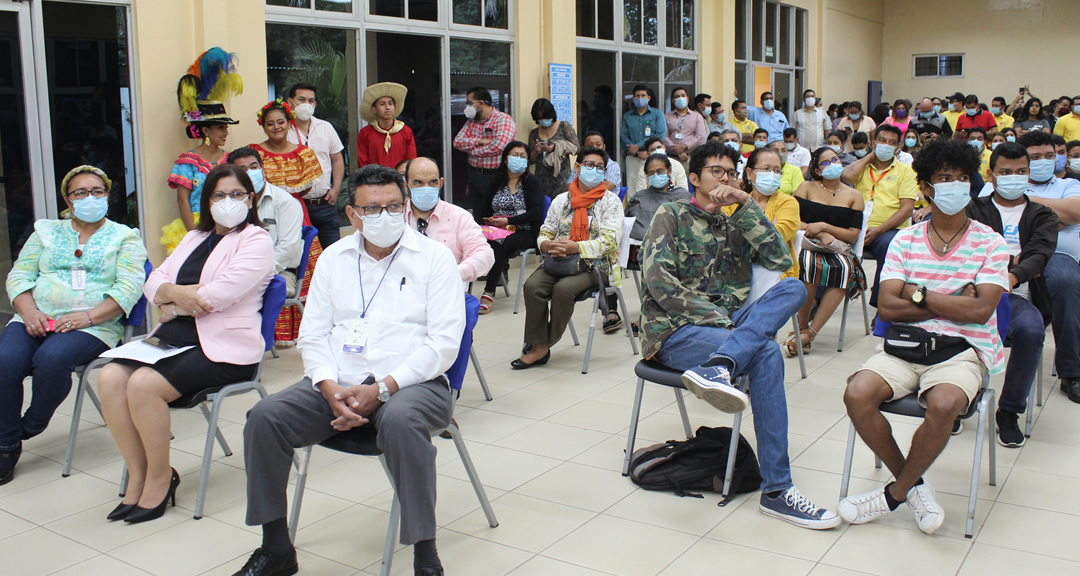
629,426,762,499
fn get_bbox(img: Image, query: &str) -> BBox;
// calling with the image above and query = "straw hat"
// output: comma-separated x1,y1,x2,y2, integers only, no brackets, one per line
361,82,408,124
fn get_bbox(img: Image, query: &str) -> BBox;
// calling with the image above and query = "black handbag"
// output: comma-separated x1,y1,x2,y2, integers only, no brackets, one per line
883,324,971,365
543,254,589,277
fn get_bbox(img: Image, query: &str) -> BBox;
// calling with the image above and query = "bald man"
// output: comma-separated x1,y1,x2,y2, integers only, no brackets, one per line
404,157,494,287
910,97,953,141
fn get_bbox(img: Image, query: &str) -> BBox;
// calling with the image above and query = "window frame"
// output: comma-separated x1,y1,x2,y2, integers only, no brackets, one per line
912,53,965,80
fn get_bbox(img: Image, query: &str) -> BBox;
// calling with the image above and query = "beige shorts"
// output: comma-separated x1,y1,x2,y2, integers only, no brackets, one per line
856,346,985,408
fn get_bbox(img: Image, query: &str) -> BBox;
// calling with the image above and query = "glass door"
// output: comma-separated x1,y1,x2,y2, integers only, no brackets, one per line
0,2,45,319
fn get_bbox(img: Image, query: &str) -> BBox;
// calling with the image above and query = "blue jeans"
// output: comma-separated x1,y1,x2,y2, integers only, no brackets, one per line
0,323,109,450
305,200,341,248
1000,294,1045,414
655,277,806,493
868,228,900,308
1043,253,1080,379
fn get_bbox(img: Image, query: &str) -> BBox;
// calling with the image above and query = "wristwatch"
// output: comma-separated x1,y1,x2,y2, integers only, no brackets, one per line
376,381,391,403
911,285,928,308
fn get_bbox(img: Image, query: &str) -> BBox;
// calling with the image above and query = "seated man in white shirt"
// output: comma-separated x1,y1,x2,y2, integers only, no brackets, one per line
628,136,689,194
233,165,465,576
403,157,494,287
567,131,621,191
229,146,304,296
782,127,812,177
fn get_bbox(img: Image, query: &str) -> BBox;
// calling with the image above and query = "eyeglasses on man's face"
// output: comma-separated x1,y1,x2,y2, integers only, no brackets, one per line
353,202,406,217
698,165,739,180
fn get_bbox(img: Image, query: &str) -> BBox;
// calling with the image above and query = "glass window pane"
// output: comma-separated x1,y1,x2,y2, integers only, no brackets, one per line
643,0,658,45
578,49,617,150
624,0,642,44
779,5,790,65
622,53,659,112
484,0,508,29
316,0,352,12
914,56,936,77
735,0,746,60
664,57,695,111
736,62,748,102
410,0,438,20
773,70,790,119
665,0,680,49
0,11,35,313
682,0,693,51
370,0,403,17
268,0,312,7
941,55,963,76
795,8,805,67
578,0,596,37
453,0,481,25
598,0,615,40
751,0,762,61
450,39,511,207
765,1,776,64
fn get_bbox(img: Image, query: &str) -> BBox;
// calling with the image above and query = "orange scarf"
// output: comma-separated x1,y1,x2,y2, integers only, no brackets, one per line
568,180,606,241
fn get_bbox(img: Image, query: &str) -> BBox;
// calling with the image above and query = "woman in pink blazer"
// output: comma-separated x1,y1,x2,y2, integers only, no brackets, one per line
98,164,274,524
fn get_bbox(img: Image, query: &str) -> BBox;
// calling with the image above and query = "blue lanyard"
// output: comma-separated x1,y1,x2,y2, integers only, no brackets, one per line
358,249,400,319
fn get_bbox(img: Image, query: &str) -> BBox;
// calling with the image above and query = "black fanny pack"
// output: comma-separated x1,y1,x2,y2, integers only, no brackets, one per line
883,325,971,365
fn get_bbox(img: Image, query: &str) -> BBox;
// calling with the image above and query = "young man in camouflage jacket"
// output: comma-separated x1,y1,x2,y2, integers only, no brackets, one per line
640,139,840,530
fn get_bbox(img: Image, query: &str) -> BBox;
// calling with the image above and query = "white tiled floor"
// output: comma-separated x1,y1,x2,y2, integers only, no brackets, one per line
4,258,1079,575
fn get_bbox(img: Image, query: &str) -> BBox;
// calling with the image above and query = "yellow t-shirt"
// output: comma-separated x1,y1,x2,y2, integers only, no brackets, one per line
729,117,759,154
723,192,801,279
1053,113,1080,143
779,162,805,196
942,110,961,131
854,160,919,229
979,147,992,181
992,113,1014,131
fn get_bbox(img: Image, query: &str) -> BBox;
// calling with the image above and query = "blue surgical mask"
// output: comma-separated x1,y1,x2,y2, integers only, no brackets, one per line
633,97,649,109
1056,154,1068,173
853,148,869,158
874,143,896,162
1073,105,1080,116
579,166,605,189
754,140,767,149
932,104,942,113
538,118,554,127
905,138,918,148
930,181,972,215
72,195,108,223
969,139,984,150
849,113,861,121
1006,135,1016,142
990,107,1001,115
991,142,1001,150
966,108,978,116
763,99,775,111
648,173,670,189
724,141,741,152
753,171,782,195
921,111,934,119
674,97,688,110
247,168,265,192
995,174,1029,200
826,145,842,154
409,186,441,212
821,162,844,180
507,156,528,174
1030,158,1056,182
715,113,726,124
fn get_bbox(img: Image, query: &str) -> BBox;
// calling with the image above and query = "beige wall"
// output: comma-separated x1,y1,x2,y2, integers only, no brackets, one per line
821,0,883,105
514,0,577,144
132,0,268,266
882,0,1080,104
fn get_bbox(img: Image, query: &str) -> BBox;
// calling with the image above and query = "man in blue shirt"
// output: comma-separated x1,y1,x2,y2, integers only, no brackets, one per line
621,84,666,194
746,91,790,143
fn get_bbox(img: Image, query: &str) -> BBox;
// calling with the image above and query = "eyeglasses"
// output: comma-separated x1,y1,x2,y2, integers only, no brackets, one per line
752,167,784,175
699,165,739,180
68,187,108,200
646,169,669,177
352,202,405,217
210,191,250,203
819,159,841,168
580,161,605,169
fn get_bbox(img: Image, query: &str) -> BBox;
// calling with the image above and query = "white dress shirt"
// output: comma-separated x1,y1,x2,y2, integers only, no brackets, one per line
255,182,304,274
287,116,344,199
793,107,831,151
298,228,466,389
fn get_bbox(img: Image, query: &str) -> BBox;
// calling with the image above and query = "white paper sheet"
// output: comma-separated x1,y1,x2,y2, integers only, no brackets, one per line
99,340,195,364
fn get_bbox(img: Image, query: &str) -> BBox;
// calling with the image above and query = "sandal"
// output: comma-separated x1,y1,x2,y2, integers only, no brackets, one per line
478,293,494,315
602,314,623,334
784,327,817,358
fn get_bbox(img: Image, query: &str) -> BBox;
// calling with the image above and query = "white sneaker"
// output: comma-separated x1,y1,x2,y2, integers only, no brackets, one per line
906,481,945,535
838,486,892,525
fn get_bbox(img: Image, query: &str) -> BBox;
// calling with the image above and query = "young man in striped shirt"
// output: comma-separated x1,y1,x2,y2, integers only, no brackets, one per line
838,139,1010,535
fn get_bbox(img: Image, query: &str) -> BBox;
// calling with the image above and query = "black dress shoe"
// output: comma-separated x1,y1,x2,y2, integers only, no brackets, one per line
125,468,180,524
1065,378,1080,404
232,547,298,576
107,502,138,521
0,445,20,486
416,567,444,576
511,350,550,370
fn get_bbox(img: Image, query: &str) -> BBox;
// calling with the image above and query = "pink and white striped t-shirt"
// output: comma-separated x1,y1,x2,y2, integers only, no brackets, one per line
880,220,1010,373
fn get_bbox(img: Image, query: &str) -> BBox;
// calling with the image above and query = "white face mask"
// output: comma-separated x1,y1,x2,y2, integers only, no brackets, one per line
784,142,796,151
360,210,406,248
463,104,478,121
294,103,315,122
210,197,249,229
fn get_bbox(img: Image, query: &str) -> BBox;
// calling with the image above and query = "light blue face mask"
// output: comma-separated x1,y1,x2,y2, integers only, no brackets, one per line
762,99,775,111
1006,135,1016,142
633,97,649,109
538,118,554,127
932,105,942,114
753,171,782,195
507,156,528,174
754,140,767,149
409,186,441,212
821,162,844,181
73,195,108,223
724,141,741,152
849,113,861,121
853,148,869,158
921,111,934,119
994,174,1029,200
1056,154,1068,173
1073,105,1080,116
247,168,265,192
874,143,896,162
1030,158,1056,182
966,108,978,116
990,107,1002,116
969,139,984,150
579,166,605,189
674,97,688,110
930,181,972,215
905,138,918,148
648,173,670,189
715,113,726,124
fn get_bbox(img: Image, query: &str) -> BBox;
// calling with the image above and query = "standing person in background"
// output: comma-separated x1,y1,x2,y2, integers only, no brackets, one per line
528,98,578,198
793,89,831,151
909,98,953,142
694,93,712,118
1053,96,1080,143
729,99,760,154
836,101,878,152
869,103,892,128
746,91,791,143
453,86,517,222
664,86,707,171
941,92,966,132
356,82,417,170
880,99,913,136
287,82,345,248
621,85,667,196
956,94,997,138
1015,97,1054,134
583,85,615,150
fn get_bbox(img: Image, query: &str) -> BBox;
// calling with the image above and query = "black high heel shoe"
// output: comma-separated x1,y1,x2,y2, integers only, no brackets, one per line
124,468,180,524
510,350,550,370
106,502,138,521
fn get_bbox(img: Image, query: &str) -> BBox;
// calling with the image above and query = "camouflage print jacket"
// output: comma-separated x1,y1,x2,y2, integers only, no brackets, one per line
640,198,793,359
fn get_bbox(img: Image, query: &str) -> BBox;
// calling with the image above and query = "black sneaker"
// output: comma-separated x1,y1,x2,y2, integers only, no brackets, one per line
996,410,1025,448
231,547,298,576
0,445,20,486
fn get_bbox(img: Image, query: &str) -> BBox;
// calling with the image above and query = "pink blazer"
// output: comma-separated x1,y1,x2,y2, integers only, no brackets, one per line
144,225,275,365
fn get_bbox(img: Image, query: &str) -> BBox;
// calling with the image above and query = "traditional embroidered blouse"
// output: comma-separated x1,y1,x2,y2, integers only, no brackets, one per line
168,152,224,212
250,144,323,195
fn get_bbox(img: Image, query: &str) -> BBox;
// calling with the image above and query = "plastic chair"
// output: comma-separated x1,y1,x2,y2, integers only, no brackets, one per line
789,230,807,380
838,295,1009,539
62,259,153,477
1019,324,1049,438
272,225,318,359
513,196,553,314
622,264,783,507
837,210,873,352
287,294,498,576
618,186,627,201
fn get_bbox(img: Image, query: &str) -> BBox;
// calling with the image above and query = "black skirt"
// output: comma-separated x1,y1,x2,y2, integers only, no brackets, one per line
111,346,259,396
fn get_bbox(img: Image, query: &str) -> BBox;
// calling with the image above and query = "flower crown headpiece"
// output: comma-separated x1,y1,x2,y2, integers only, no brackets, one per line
256,98,295,126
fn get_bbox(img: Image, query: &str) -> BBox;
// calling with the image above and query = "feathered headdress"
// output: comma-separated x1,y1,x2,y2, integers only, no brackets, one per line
177,47,244,124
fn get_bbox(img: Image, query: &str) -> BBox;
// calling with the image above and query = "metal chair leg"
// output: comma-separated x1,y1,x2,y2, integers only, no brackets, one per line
674,388,693,439
1026,379,1035,438
1037,358,1044,407
270,348,280,359
470,346,493,401
581,294,603,374
860,289,872,335
838,296,851,352
288,446,313,544
62,369,91,478
567,318,580,346
839,422,857,499
378,455,399,576
119,465,129,497
500,271,510,298
792,315,807,379
448,422,498,527
622,378,646,476
967,390,990,539
514,252,529,314
720,376,749,505
614,287,640,355
199,403,232,457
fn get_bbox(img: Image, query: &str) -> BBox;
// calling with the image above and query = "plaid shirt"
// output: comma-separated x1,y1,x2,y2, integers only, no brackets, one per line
452,109,517,170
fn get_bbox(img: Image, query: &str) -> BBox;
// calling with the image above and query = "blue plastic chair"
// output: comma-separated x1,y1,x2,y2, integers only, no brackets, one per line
618,186,627,201
62,259,153,477
271,225,318,358
287,294,498,574
512,195,553,314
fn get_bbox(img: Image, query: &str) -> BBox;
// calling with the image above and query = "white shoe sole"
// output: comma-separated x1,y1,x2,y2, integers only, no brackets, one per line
681,373,748,414
759,503,842,530
995,426,1026,448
